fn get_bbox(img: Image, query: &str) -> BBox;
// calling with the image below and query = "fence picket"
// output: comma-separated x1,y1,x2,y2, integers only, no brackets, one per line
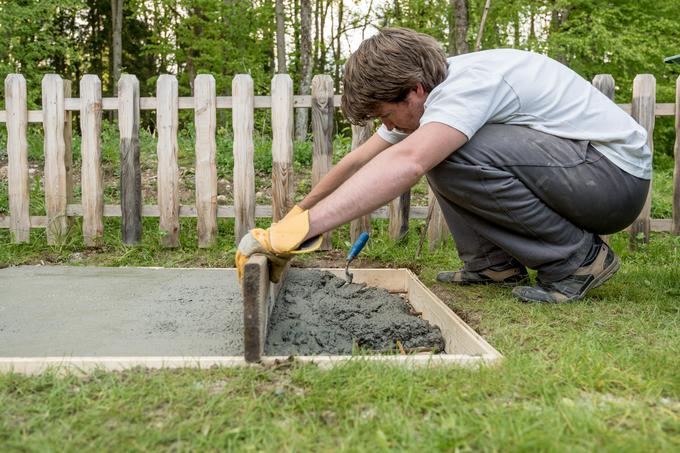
1,72,679,247
592,74,615,100
592,74,615,243
118,75,142,244
349,124,372,242
233,74,256,244
427,187,448,251
5,74,30,243
629,74,656,248
389,191,411,241
194,74,217,247
42,75,68,244
64,80,74,208
271,74,294,222
673,75,680,235
311,75,334,250
80,76,104,246
156,75,180,247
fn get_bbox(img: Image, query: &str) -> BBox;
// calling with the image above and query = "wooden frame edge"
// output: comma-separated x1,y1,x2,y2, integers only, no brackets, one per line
0,353,500,375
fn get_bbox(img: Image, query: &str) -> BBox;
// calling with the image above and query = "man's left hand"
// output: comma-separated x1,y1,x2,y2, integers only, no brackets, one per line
235,209,322,283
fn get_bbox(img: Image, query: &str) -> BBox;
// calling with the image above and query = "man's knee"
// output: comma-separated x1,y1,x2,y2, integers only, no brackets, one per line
426,158,486,208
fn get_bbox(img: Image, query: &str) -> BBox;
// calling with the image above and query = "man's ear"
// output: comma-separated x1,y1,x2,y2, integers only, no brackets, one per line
414,83,426,95
412,83,428,99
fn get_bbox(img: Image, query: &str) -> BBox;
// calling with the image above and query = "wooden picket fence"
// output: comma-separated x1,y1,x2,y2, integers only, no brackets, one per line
1,73,679,250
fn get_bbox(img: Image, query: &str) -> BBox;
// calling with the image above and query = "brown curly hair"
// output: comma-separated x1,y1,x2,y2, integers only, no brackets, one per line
341,27,447,125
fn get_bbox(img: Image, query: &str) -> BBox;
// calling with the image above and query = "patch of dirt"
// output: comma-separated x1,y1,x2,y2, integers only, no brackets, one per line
429,282,485,332
293,250,392,270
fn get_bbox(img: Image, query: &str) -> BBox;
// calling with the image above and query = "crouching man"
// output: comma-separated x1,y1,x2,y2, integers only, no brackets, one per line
237,27,650,304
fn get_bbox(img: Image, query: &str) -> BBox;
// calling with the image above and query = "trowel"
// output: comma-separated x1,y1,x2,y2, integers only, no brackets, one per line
344,232,370,284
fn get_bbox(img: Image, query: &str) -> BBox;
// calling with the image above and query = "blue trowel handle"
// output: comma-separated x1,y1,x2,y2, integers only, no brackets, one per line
346,232,369,262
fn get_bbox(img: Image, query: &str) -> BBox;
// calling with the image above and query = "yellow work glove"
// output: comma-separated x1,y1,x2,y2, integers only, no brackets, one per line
279,204,304,222
235,209,322,283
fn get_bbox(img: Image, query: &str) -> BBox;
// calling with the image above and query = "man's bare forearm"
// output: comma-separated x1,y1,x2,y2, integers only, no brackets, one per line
305,123,468,238
298,156,359,209
298,133,391,209
307,146,423,236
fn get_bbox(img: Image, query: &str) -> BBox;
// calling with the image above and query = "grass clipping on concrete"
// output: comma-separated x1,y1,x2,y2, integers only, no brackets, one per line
1,229,680,450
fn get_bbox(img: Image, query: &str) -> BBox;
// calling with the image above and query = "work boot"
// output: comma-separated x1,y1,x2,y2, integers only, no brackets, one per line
512,237,620,304
437,258,528,286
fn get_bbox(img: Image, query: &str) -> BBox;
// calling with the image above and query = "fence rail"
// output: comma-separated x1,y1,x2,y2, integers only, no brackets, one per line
1,73,679,249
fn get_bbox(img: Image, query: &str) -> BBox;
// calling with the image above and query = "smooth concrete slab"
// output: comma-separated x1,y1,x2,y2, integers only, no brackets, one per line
0,266,242,357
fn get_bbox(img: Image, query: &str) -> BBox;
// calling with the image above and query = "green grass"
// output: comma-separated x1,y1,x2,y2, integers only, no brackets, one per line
1,124,680,450
1,225,680,451
652,152,676,219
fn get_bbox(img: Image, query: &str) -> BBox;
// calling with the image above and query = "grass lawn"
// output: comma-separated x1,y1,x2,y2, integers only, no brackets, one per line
1,224,679,451
1,125,679,450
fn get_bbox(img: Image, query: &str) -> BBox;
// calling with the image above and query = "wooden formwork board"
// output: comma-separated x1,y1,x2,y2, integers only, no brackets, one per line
242,255,284,363
0,266,501,375
1,354,494,375
320,268,502,360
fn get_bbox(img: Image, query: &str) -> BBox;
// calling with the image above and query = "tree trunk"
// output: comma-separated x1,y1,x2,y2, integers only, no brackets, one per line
360,0,375,41
334,0,344,91
292,0,300,75
316,0,330,73
474,0,491,51
513,8,520,47
314,0,320,69
186,6,204,94
111,0,123,94
392,0,401,21
262,0,276,76
549,0,570,63
529,5,536,51
448,0,469,56
275,0,286,73
295,0,313,140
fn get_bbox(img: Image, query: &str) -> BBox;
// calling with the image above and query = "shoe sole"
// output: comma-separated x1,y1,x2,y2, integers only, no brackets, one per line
436,275,529,287
513,252,620,304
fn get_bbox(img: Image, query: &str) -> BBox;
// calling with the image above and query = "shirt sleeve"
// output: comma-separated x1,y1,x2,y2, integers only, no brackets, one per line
376,124,410,144
420,66,519,139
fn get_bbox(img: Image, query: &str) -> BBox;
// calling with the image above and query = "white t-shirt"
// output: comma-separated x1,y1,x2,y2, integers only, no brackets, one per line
377,49,651,179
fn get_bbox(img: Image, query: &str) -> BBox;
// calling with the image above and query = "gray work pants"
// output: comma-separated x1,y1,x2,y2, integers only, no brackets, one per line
426,124,649,282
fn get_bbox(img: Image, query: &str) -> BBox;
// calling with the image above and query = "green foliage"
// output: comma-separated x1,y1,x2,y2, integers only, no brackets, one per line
651,152,675,219
377,0,451,43
143,0,276,96
0,0,84,106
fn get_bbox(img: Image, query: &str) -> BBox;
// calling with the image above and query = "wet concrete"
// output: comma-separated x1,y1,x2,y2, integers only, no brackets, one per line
1,266,444,358
0,266,243,357
265,269,444,355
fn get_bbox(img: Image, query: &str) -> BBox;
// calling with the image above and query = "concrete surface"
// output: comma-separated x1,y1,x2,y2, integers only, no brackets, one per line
0,266,242,357
0,266,445,359
265,269,444,355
